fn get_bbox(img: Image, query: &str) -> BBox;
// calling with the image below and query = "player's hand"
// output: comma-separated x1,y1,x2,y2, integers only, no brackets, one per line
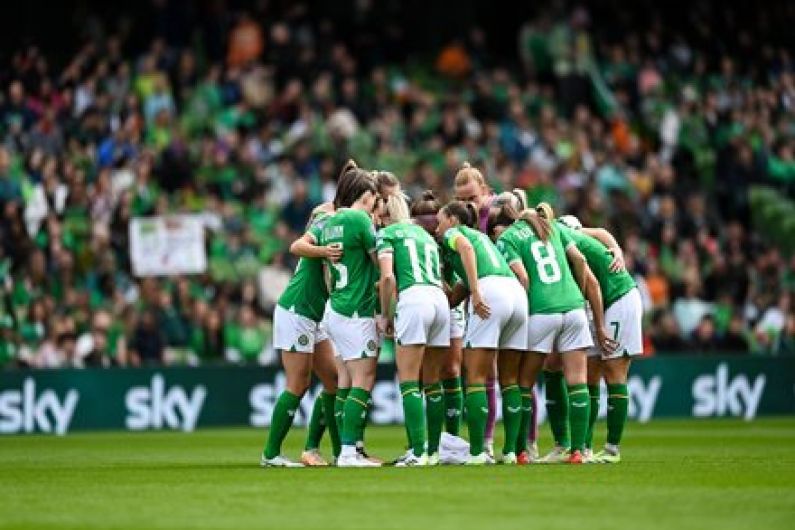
597,328,619,354
323,244,343,262
471,290,491,319
376,315,393,337
607,248,626,273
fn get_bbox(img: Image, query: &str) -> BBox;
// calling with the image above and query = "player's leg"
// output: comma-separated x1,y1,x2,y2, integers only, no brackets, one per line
303,394,326,456
334,355,350,437
484,360,498,458
517,351,546,463
596,356,631,463
558,309,595,464
302,338,340,465
440,333,464,436
595,288,643,463
338,356,378,466
262,350,312,466
422,346,445,464
539,353,570,462
463,347,497,463
396,343,427,464
584,356,602,461
497,349,522,462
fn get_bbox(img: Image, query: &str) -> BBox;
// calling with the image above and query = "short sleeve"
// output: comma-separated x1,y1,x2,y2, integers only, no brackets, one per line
307,217,325,243
356,211,376,252
557,224,577,251
496,234,521,264
443,227,463,251
376,228,394,256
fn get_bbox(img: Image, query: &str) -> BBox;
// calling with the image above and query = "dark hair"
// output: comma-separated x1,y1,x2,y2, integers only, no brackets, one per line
411,190,441,216
373,171,399,195
487,203,520,237
442,200,477,228
411,190,441,234
333,160,376,208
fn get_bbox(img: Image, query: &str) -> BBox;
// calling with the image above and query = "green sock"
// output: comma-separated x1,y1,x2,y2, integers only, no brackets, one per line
424,382,444,455
585,384,600,449
465,384,488,456
400,381,426,457
500,385,522,455
304,394,326,451
359,397,374,445
264,391,301,459
516,386,533,454
568,384,590,452
442,377,463,435
341,387,370,446
334,388,349,438
544,370,570,447
606,383,629,447
321,391,341,457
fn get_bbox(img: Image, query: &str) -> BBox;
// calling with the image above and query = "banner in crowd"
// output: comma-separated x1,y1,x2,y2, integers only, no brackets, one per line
129,215,207,277
0,357,792,435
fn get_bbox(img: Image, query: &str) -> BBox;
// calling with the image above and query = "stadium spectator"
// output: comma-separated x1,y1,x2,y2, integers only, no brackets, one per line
0,2,792,368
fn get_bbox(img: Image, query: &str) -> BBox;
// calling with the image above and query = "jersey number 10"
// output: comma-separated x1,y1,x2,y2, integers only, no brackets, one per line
403,239,442,286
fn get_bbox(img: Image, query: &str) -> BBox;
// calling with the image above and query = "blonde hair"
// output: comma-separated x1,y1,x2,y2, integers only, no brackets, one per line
519,208,553,241
536,202,555,221
454,161,486,188
384,193,410,222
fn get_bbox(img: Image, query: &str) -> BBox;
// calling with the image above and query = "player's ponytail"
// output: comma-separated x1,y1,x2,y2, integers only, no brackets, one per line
536,202,554,221
486,203,519,237
334,160,374,209
384,193,410,223
442,200,477,228
519,208,552,241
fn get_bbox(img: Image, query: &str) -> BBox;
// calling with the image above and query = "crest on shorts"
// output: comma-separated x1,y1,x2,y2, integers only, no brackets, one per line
367,339,377,351
298,334,309,346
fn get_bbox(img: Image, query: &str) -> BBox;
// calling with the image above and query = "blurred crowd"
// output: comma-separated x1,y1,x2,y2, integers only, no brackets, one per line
0,2,793,369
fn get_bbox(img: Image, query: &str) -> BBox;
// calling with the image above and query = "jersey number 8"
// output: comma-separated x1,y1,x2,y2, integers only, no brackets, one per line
530,240,562,284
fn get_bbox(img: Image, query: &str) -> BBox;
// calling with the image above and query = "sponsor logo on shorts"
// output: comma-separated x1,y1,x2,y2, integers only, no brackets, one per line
298,335,309,346
367,340,377,351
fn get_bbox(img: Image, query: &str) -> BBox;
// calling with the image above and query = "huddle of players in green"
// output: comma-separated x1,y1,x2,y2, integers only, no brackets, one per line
261,160,643,467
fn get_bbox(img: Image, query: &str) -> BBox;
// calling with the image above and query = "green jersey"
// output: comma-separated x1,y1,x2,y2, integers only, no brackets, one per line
277,213,332,322
557,222,635,308
496,220,584,314
441,225,514,290
315,208,378,318
376,221,442,293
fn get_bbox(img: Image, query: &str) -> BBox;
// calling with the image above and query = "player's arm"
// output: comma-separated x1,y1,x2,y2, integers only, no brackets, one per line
581,227,625,272
446,281,469,308
509,261,529,292
451,234,490,319
289,233,342,261
565,244,617,353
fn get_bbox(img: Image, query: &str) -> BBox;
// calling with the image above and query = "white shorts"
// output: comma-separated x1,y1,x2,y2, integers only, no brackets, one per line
589,288,644,359
395,285,451,347
450,305,466,340
465,276,528,350
325,307,379,361
273,305,327,353
528,307,593,354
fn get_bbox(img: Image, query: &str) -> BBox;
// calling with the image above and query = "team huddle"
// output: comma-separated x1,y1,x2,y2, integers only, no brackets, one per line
260,160,643,467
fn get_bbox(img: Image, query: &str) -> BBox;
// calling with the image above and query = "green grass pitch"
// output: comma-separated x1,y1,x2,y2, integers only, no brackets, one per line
1,419,794,530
